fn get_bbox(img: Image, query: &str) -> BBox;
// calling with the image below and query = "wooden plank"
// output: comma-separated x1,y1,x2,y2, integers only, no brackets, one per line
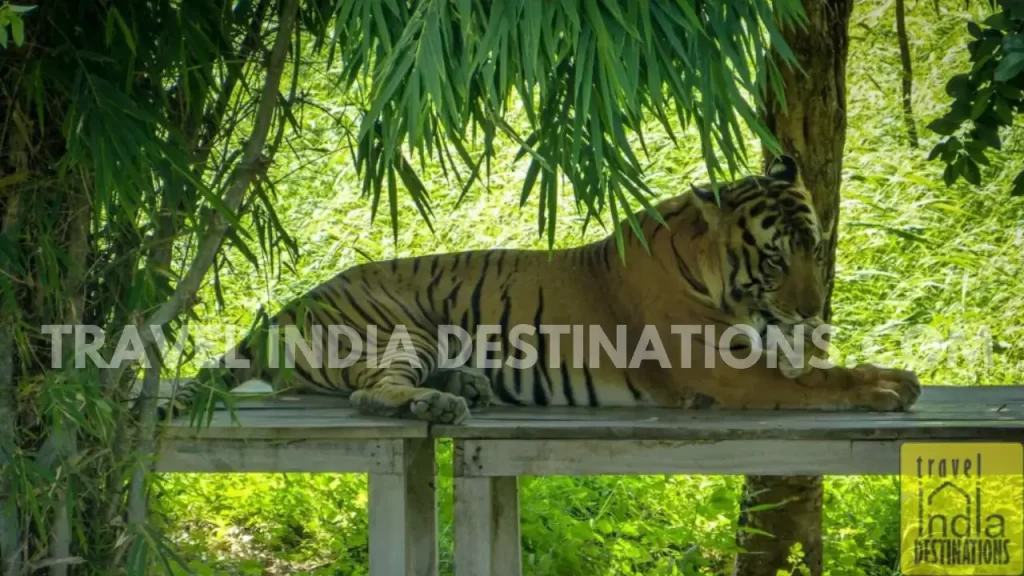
166,407,429,440
454,475,492,576
453,443,523,576
491,476,522,576
437,417,1024,441
404,439,440,576
161,386,1022,442
456,439,910,476
156,438,400,473
369,439,438,576
369,472,406,576
437,386,1024,441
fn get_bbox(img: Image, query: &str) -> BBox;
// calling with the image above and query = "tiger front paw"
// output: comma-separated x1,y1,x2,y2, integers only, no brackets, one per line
410,390,471,425
851,364,921,411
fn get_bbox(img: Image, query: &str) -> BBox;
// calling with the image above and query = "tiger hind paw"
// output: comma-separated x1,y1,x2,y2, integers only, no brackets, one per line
409,390,470,425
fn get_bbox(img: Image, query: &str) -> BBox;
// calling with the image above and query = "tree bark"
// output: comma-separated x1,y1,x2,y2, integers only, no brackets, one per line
734,1,854,575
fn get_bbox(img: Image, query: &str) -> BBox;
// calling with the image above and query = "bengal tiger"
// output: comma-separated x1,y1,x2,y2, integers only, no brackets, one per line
157,155,921,425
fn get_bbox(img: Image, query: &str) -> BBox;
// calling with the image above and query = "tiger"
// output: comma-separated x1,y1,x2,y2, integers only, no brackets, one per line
157,155,921,425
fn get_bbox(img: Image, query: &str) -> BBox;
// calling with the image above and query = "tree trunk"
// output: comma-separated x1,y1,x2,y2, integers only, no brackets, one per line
734,1,854,575
895,0,918,147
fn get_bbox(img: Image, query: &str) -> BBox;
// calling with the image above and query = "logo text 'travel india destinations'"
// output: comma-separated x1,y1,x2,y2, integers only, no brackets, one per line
900,442,1023,575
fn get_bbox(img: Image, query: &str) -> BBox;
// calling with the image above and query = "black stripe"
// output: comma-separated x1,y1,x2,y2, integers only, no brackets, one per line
378,283,422,323
291,361,325,390
532,374,548,405
414,292,435,325
513,359,524,395
341,287,379,329
532,288,552,397
493,368,524,405
499,293,512,369
413,257,421,275
582,363,598,407
727,249,741,296
496,251,507,277
671,239,710,296
468,254,491,329
425,270,443,305
442,280,463,322
748,200,768,217
363,294,397,332
559,361,577,406
624,374,643,401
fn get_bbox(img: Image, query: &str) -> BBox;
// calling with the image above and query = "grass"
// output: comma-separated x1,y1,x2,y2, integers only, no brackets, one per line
155,1,1024,574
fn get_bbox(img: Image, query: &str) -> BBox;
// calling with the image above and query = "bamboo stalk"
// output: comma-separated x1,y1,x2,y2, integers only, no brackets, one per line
1,133,24,576
48,196,92,576
0,254,22,576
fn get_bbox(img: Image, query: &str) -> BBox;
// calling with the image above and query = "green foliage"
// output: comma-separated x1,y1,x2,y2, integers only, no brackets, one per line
330,0,806,251
927,0,1024,194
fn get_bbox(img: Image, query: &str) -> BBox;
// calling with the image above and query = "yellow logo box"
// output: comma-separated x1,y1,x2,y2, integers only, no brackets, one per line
901,442,1024,575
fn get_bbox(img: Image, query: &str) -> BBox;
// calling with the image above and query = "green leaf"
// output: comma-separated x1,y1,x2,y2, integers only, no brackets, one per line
11,13,24,46
1010,169,1024,196
926,115,961,136
972,124,1002,149
965,144,990,166
994,82,1023,100
945,74,973,99
994,52,1024,82
969,87,993,119
961,157,981,186
108,6,136,55
943,162,959,186
993,95,1014,124
983,11,1009,30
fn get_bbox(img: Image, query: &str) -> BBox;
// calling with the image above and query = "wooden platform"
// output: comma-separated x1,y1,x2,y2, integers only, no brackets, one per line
160,385,1024,576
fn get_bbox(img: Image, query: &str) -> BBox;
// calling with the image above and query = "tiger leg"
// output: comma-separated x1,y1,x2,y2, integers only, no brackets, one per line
774,324,830,379
699,361,920,411
423,366,493,409
346,330,473,424
350,383,470,424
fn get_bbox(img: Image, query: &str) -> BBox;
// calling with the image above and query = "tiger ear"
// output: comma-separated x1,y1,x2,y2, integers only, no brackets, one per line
690,183,728,225
766,154,800,184
690,183,721,206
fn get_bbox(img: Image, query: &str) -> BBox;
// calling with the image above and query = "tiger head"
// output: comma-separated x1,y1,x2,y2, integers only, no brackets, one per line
691,155,829,327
